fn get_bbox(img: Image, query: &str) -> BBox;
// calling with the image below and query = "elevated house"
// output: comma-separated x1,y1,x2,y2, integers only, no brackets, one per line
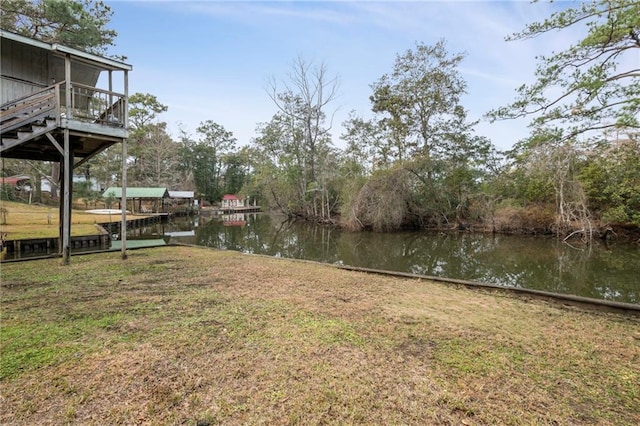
1,30,132,262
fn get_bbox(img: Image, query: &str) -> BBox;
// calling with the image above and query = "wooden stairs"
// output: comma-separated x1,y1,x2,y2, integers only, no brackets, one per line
0,86,58,152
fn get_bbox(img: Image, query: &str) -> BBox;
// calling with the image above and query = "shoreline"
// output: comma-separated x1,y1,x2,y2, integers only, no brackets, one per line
2,246,639,424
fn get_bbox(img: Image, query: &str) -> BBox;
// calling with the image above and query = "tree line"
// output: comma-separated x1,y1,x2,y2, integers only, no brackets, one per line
1,0,638,239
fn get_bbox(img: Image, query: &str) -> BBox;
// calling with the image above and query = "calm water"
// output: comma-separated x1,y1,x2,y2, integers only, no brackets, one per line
129,213,640,304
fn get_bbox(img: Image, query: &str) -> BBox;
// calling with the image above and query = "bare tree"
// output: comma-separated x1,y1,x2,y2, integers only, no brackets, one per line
268,56,339,183
265,56,340,221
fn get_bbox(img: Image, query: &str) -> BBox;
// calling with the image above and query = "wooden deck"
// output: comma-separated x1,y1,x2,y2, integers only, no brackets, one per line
200,206,262,215
1,214,169,261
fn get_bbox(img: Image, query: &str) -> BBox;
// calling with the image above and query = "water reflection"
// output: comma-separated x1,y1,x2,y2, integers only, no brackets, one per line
129,213,639,303
222,213,247,227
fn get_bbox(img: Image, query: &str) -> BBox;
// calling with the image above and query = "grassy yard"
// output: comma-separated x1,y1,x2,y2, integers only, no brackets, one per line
1,246,639,425
0,200,112,240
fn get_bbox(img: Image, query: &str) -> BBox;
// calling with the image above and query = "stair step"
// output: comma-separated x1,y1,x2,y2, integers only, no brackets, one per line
1,114,57,134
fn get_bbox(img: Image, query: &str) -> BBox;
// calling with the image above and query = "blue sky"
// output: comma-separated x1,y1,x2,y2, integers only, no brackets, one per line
106,0,581,151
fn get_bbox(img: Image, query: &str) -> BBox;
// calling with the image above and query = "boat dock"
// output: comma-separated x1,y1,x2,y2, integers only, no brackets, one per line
1,214,170,261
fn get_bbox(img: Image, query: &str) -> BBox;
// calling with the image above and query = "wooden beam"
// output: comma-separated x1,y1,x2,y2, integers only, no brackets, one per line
58,149,65,258
65,120,128,138
45,132,63,155
62,128,72,264
121,70,129,260
73,142,112,169
120,135,127,260
65,54,71,118
62,53,72,264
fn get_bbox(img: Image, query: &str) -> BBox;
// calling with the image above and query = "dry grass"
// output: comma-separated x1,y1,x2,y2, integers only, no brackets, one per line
1,246,639,425
0,200,121,240
493,204,556,234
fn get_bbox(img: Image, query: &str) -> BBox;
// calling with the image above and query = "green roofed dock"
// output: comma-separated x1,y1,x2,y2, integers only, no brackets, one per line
103,187,169,214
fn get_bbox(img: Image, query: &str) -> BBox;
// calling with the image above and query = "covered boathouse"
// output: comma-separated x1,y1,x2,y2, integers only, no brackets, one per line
0,30,132,263
103,187,170,214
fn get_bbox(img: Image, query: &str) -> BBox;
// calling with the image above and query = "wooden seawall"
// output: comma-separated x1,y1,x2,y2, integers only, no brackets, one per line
97,213,170,235
3,234,111,260
200,206,262,216
1,214,169,261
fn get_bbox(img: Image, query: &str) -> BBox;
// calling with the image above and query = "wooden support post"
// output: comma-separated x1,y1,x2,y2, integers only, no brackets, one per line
108,70,113,107
65,54,71,118
62,129,72,264
61,53,73,264
120,136,127,260
58,153,64,256
121,70,129,260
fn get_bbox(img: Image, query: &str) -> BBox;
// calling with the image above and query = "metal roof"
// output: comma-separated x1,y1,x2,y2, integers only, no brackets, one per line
103,187,169,199
0,175,30,185
169,191,195,199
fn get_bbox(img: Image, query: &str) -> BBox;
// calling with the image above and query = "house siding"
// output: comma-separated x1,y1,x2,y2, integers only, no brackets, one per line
0,37,49,103
1,36,101,105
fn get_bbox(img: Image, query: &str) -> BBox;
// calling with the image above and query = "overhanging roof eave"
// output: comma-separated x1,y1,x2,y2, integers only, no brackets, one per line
1,29,132,72
53,44,132,71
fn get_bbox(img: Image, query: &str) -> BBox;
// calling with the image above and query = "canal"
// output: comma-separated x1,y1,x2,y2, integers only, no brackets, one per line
127,212,640,304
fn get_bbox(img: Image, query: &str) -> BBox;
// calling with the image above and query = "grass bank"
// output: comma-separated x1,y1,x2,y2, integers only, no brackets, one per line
1,246,639,425
0,200,111,240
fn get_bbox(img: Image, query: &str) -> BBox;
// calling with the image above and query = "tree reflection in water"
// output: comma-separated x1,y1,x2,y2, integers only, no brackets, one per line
132,213,640,304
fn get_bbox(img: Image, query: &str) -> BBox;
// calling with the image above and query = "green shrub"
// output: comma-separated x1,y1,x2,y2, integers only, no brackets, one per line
0,184,16,201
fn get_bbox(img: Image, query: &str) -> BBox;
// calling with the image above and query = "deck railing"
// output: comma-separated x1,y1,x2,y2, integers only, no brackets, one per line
59,82,126,127
1,81,126,133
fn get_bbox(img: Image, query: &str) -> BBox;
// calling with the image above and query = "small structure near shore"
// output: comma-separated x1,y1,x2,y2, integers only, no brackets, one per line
221,194,244,209
103,187,169,214
168,190,196,214
219,194,260,213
